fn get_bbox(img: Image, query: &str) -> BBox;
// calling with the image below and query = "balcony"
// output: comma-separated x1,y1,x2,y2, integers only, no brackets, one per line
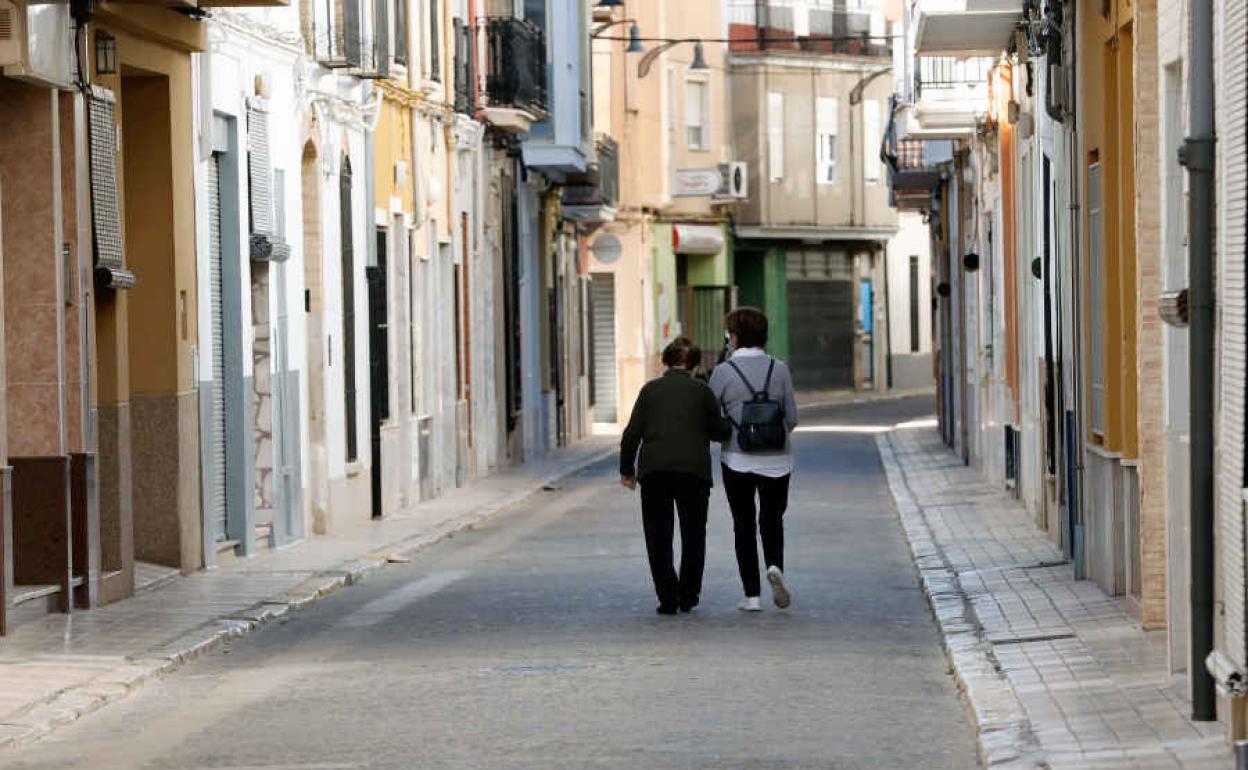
307,0,389,75
906,55,993,137
482,16,547,134
727,2,891,58
913,0,1020,57
560,137,619,224
884,97,954,211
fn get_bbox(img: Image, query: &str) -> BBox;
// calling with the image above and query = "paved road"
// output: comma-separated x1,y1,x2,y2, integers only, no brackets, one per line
0,395,978,770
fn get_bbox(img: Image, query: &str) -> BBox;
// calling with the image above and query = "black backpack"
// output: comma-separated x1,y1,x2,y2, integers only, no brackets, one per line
723,359,787,453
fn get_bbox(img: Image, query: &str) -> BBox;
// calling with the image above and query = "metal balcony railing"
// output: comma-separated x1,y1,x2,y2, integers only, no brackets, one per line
560,137,619,215
726,2,890,57
915,56,993,98
485,16,547,116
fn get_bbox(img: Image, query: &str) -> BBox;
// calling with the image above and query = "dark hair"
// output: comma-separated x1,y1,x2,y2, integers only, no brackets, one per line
725,306,769,349
685,345,703,370
661,337,695,368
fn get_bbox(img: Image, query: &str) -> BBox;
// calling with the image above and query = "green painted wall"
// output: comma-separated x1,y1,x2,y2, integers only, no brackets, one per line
730,247,789,362
763,248,790,363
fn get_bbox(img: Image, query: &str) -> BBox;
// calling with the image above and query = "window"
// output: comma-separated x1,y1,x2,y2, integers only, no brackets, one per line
863,100,881,183
767,91,784,181
428,0,441,82
1087,160,1104,436
685,79,710,150
393,0,408,66
816,96,838,184
339,157,358,462
909,255,920,352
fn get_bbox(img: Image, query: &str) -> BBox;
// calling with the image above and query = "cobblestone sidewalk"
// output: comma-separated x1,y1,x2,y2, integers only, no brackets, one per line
878,427,1230,769
0,438,614,754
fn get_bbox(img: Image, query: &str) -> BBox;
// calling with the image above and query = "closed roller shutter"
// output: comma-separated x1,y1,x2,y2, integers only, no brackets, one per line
787,251,854,390
1216,0,1248,671
207,155,228,543
590,273,617,423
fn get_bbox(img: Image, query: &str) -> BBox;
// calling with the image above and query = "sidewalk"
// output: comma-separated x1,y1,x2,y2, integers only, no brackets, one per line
0,437,615,753
878,427,1230,769
797,385,936,408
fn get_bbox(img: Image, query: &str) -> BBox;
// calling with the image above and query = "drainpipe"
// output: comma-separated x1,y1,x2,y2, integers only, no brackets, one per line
1180,0,1216,723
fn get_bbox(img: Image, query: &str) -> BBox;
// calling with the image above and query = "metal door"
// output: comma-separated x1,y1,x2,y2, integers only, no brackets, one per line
788,279,855,390
366,231,389,519
206,155,228,543
589,273,616,423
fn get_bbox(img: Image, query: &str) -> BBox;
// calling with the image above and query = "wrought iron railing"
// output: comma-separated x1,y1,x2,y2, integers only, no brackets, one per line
485,16,547,115
915,56,993,98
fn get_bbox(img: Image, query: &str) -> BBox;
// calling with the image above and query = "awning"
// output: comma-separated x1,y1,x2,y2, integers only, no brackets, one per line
672,224,724,256
915,10,1019,57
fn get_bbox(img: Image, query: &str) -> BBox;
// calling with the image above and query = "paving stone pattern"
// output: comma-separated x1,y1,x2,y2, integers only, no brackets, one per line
0,438,614,754
878,427,1231,769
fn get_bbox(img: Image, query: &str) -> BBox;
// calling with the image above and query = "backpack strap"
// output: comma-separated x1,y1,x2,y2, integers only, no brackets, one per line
761,358,776,395
726,360,761,399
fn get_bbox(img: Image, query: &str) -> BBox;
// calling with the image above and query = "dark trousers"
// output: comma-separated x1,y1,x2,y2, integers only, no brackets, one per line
722,464,791,598
640,472,710,608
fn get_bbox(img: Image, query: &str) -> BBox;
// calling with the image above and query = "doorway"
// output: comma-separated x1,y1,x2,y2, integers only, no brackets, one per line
367,227,390,519
589,273,617,423
301,142,329,533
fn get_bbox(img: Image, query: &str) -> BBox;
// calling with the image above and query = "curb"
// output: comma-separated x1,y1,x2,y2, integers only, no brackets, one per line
875,432,1044,769
0,445,615,755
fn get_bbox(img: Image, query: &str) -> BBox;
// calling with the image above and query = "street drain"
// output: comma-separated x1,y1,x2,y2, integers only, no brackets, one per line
990,632,1077,646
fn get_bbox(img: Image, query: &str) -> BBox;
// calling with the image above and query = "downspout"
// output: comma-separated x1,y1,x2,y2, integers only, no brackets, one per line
1065,0,1086,581
1180,0,1216,722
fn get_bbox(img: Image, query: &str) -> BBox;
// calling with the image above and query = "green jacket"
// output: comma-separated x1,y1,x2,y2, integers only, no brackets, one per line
620,369,732,485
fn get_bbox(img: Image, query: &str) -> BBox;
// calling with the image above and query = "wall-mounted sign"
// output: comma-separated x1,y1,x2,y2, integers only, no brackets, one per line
672,168,723,197
672,224,724,256
591,233,623,264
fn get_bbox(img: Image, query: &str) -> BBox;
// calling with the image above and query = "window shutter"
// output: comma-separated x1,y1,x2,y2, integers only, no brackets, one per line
767,91,784,181
247,99,289,262
344,0,362,67
87,87,134,290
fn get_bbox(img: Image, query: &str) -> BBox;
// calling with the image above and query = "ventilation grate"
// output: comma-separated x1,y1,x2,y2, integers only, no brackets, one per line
0,6,14,42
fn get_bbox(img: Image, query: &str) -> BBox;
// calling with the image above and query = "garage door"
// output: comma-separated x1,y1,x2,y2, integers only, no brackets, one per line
786,251,854,390
589,273,617,423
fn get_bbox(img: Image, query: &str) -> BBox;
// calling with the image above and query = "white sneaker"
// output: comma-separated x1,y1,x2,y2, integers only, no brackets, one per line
767,566,792,609
737,596,762,612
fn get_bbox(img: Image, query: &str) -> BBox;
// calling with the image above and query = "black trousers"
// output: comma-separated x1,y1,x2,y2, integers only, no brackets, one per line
722,464,791,598
640,472,710,608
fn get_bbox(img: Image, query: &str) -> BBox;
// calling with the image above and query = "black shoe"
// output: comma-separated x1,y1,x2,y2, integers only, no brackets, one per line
656,604,679,615
679,598,699,613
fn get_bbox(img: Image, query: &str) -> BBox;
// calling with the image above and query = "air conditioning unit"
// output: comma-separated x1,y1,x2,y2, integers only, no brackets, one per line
0,0,74,89
715,161,748,200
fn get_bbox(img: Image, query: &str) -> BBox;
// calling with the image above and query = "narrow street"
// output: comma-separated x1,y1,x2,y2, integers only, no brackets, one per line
0,396,977,770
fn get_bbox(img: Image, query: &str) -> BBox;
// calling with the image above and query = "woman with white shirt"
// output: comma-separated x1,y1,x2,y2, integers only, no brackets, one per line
708,307,799,612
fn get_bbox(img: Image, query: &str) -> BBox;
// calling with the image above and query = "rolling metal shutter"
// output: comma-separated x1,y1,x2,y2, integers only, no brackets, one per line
786,251,854,390
589,273,616,423
246,101,290,262
207,155,228,543
1216,0,1248,671
86,87,134,290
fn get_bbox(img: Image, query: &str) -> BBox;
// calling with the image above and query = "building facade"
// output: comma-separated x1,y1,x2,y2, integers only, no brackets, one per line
890,0,1248,747
728,0,902,392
